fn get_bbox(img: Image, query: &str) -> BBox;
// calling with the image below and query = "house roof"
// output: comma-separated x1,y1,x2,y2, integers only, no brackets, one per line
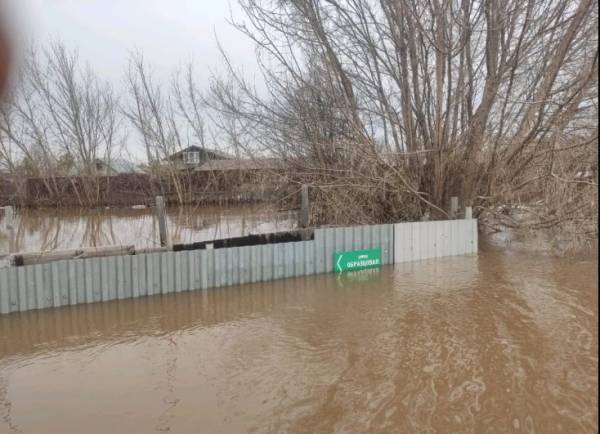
195,158,283,172
168,145,233,160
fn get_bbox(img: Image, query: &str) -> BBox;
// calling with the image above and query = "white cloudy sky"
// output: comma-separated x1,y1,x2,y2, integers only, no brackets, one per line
2,0,260,159
7,0,257,82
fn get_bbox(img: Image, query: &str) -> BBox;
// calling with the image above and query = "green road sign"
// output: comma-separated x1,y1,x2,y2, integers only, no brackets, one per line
334,248,382,273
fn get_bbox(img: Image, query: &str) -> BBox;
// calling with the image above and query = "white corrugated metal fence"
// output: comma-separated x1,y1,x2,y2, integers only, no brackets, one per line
0,219,476,314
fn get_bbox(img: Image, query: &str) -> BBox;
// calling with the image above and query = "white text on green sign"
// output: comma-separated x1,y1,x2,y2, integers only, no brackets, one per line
334,248,382,273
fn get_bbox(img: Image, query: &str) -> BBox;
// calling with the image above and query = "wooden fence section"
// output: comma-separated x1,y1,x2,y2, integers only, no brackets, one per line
0,220,476,314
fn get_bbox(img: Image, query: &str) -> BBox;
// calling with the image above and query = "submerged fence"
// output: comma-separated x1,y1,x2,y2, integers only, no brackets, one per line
0,219,476,314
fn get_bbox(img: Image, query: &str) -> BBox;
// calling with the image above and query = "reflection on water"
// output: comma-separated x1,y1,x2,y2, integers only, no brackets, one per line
0,206,296,253
0,249,597,433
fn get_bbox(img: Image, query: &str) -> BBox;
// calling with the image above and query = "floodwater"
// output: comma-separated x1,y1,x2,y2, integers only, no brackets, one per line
0,206,296,253
0,247,597,433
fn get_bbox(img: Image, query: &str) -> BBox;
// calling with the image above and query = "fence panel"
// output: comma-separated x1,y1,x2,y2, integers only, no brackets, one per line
314,224,395,271
393,219,477,264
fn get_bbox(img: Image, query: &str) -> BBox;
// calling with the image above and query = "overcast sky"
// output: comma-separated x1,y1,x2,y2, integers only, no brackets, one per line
3,0,260,160
6,0,257,85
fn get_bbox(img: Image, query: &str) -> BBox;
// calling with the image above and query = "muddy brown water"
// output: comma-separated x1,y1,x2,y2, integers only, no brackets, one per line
0,247,597,433
0,206,296,254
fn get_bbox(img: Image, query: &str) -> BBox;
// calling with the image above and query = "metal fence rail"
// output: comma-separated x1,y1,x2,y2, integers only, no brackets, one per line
0,220,476,314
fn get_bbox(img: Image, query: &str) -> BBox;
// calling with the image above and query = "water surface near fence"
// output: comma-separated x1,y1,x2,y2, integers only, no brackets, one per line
0,205,296,254
0,248,596,433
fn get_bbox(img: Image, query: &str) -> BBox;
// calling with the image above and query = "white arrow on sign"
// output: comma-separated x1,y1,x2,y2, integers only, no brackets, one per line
336,254,343,272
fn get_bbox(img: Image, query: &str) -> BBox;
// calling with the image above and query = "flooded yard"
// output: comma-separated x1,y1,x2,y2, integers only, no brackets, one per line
0,247,596,433
0,206,297,254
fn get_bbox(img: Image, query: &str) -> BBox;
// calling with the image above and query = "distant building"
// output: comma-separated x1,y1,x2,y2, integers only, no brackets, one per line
167,146,233,168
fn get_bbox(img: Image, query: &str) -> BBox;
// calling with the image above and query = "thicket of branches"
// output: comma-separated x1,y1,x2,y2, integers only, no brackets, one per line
124,53,212,203
0,42,123,205
204,0,598,246
0,43,219,205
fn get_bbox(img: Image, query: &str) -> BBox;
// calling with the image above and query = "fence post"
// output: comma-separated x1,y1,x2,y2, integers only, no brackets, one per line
2,206,15,254
155,196,169,248
465,206,473,219
449,196,458,219
299,185,309,229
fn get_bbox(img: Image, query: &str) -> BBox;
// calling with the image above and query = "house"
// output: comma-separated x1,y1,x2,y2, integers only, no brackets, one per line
167,146,233,168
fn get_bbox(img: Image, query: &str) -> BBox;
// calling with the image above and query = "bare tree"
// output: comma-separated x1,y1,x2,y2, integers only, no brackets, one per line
0,41,124,205
124,53,216,204
204,0,597,245
172,62,208,148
